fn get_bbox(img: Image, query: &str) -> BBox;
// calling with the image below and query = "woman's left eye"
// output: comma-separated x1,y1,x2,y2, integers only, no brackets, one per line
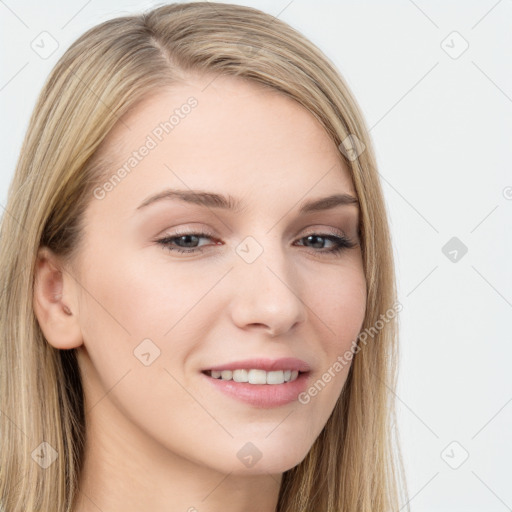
156,229,357,256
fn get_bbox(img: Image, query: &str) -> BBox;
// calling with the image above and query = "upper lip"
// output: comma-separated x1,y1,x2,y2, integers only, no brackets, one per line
204,357,311,373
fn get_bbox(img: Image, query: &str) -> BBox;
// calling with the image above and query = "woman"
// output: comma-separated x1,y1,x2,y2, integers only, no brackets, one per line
0,2,409,511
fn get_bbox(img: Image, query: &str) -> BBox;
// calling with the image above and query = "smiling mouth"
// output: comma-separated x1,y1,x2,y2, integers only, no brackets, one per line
202,369,306,385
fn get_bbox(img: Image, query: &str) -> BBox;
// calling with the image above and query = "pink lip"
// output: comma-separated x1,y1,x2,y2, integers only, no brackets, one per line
201,357,312,408
204,357,311,372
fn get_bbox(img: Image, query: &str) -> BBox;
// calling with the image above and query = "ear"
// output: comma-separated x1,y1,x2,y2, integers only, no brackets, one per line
33,246,83,350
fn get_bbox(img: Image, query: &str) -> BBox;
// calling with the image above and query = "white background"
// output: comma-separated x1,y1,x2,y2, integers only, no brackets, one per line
1,1,511,510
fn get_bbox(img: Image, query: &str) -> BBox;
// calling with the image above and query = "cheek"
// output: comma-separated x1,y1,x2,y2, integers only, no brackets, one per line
300,261,366,402
307,258,367,346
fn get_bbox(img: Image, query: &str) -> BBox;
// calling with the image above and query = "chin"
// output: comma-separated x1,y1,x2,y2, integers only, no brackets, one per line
221,438,313,476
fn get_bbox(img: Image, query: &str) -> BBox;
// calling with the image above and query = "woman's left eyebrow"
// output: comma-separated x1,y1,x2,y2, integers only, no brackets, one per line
135,188,359,214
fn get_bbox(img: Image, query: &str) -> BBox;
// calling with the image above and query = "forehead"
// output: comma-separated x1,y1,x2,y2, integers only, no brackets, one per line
91,75,356,216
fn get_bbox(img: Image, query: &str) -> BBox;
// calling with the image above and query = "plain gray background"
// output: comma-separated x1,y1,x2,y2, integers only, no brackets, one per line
1,1,511,510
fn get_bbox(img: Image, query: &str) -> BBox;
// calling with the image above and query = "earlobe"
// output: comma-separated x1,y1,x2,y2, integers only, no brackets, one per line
33,246,83,350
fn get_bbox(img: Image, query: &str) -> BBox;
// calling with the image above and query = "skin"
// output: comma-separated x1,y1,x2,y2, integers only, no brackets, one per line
33,74,367,512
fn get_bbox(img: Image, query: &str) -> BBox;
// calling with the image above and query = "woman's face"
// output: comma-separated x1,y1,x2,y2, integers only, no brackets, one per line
66,75,367,475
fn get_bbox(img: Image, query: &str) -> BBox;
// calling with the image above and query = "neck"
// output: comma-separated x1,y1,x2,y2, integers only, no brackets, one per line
73,390,282,512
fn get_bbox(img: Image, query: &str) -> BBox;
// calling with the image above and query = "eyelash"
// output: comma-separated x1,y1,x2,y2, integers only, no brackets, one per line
156,228,357,256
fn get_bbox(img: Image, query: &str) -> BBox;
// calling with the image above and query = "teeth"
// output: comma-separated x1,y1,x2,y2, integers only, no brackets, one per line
233,369,249,382
208,369,301,384
221,370,232,380
266,370,285,384
248,369,267,384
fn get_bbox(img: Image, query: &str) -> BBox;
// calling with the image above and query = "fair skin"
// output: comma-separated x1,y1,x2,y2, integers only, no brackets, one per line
33,74,367,512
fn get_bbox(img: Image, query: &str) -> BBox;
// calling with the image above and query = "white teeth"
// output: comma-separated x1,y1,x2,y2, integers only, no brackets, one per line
233,369,249,382
248,369,267,384
266,370,285,384
208,368,301,384
221,370,232,380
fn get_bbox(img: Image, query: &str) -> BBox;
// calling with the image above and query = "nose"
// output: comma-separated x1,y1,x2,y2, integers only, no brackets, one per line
228,239,307,337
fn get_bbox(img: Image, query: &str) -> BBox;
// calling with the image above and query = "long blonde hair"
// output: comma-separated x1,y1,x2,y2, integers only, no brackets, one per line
0,2,409,510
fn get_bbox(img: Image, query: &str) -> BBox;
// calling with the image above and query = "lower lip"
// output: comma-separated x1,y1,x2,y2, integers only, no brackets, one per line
201,372,310,408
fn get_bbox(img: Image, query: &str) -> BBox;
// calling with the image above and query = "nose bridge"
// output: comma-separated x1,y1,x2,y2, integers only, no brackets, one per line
229,230,307,334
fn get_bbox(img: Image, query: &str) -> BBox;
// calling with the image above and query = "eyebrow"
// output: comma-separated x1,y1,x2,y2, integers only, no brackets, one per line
136,188,359,214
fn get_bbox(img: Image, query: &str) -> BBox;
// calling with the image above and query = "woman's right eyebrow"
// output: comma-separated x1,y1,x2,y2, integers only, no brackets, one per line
135,188,360,215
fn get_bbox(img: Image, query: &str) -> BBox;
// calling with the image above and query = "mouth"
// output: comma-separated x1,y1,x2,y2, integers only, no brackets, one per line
200,358,312,408
202,368,306,384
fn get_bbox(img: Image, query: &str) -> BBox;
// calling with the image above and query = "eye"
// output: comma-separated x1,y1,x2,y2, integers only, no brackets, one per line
295,233,357,255
155,228,358,256
156,228,219,254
